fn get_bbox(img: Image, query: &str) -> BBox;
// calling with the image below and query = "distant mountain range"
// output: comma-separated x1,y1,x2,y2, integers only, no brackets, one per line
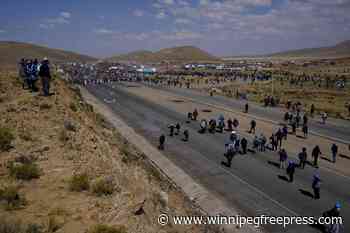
0,41,97,68
264,40,350,59
1,39,350,69
106,46,219,63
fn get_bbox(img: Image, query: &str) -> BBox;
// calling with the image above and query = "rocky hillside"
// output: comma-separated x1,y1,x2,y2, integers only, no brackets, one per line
0,72,211,233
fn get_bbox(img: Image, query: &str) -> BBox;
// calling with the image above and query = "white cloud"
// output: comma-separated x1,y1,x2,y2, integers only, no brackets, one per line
39,24,54,30
156,12,166,19
60,12,71,18
42,12,72,29
94,28,115,35
163,0,174,5
0,29,6,33
161,30,202,40
133,9,144,17
174,18,192,24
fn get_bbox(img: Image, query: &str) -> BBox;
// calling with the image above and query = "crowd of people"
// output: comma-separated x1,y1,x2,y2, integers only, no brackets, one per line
59,62,345,233
18,58,52,96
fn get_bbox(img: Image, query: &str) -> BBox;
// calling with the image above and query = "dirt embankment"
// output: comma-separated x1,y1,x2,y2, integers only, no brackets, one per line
0,73,213,233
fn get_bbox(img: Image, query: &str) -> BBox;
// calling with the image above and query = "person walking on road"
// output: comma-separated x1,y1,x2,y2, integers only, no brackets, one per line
241,137,248,154
244,103,249,113
199,119,207,133
249,120,256,134
276,128,283,148
298,147,308,169
168,124,175,136
183,129,189,142
312,173,321,199
279,149,288,169
321,112,328,124
175,123,181,135
222,142,235,168
159,134,165,150
192,109,198,121
302,124,309,138
286,161,296,182
39,57,51,96
310,104,315,118
312,145,322,167
331,144,338,163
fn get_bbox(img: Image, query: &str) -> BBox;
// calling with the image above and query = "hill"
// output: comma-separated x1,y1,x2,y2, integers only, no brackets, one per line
267,40,350,59
107,46,219,63
0,41,97,68
0,72,205,233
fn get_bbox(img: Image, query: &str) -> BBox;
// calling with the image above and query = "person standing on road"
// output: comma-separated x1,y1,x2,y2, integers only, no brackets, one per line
222,142,235,168
298,147,308,169
241,137,248,154
303,114,308,126
249,120,256,134
302,124,308,138
39,57,51,96
244,103,249,113
282,125,288,140
193,109,198,121
310,104,315,118
276,128,283,148
279,149,288,169
331,144,338,163
227,118,233,131
168,124,175,136
322,112,328,124
312,173,321,199
312,145,322,167
159,134,165,150
270,133,278,151
175,123,181,135
183,129,189,141
291,120,297,134
199,119,207,133
286,161,296,182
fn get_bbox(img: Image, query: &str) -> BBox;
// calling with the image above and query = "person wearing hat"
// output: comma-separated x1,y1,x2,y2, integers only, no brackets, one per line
39,57,51,96
323,202,341,233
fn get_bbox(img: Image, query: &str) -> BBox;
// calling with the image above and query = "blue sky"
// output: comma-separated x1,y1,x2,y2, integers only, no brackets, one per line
0,0,349,57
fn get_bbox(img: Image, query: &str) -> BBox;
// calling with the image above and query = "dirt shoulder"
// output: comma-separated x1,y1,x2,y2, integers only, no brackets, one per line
0,72,213,233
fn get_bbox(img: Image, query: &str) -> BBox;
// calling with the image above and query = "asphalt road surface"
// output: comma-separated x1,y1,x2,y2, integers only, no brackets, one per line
87,83,349,233
146,84,350,144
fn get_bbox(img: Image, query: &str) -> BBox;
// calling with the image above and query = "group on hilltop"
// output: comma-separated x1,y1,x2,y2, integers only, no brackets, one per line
18,58,52,96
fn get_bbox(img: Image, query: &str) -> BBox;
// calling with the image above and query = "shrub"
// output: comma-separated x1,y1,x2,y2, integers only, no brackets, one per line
0,216,23,233
69,102,78,112
46,216,61,233
69,173,89,192
0,127,15,151
8,163,40,180
25,224,44,233
39,103,51,110
89,224,127,233
0,185,26,210
91,177,114,196
58,129,69,143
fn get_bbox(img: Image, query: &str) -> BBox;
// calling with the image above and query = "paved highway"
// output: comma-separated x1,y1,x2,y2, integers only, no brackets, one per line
146,84,350,143
87,84,349,233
